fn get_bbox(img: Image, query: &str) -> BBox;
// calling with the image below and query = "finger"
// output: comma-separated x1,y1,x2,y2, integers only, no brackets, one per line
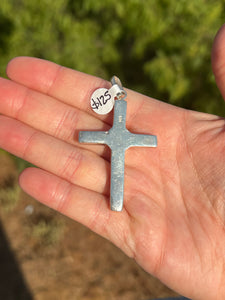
7,56,113,123
19,167,133,256
6,56,162,127
212,23,225,99
0,116,109,194
0,77,110,158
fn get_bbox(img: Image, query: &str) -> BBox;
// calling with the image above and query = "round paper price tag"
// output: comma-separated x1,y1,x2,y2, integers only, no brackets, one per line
90,88,115,115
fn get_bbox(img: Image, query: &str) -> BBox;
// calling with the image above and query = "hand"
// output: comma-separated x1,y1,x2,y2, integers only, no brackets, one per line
1,26,225,300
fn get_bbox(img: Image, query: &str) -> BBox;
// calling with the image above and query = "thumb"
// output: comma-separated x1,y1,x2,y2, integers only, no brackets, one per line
212,23,225,100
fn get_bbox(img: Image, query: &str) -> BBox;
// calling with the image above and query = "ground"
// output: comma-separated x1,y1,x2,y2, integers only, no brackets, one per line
0,153,179,300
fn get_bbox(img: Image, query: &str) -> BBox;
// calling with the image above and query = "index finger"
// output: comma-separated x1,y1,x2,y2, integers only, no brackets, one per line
7,56,110,118
6,57,159,126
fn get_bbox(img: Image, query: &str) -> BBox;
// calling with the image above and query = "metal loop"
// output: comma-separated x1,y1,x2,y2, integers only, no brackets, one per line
110,76,127,100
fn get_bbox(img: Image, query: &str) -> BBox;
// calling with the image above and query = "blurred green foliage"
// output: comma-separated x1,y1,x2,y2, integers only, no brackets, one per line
28,216,65,247
0,0,225,115
0,0,224,246
0,184,20,211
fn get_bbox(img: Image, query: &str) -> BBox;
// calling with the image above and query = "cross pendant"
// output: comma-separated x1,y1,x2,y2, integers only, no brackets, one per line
79,85,157,211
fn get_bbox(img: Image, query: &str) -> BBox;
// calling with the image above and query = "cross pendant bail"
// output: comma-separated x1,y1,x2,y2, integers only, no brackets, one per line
79,77,157,211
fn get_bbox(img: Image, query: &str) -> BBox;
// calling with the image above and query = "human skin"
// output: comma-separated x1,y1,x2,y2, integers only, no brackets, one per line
1,24,225,300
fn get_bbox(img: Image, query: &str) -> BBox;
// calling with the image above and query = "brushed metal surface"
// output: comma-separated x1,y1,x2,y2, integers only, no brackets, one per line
79,99,157,211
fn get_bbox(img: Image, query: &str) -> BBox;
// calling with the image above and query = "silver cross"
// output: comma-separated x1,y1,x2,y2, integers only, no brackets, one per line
79,78,157,211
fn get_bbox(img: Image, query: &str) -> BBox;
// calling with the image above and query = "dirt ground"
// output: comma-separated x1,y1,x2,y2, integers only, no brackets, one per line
0,153,179,300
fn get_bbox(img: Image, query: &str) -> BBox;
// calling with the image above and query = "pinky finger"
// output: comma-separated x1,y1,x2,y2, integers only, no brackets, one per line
19,168,130,249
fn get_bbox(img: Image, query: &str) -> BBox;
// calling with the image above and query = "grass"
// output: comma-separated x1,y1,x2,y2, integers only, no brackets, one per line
11,155,34,173
28,213,65,247
0,184,21,212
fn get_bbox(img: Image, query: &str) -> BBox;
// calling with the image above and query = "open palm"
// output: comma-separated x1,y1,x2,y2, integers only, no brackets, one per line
1,26,225,300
